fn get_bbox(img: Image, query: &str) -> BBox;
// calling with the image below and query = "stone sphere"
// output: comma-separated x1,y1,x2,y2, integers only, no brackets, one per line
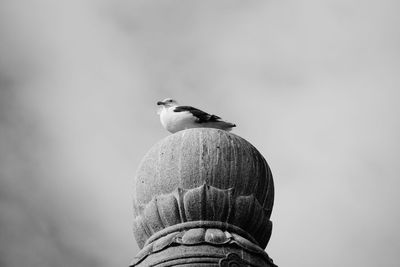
133,128,274,248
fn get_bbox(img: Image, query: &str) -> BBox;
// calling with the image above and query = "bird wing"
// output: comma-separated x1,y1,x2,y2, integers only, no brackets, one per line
173,106,221,123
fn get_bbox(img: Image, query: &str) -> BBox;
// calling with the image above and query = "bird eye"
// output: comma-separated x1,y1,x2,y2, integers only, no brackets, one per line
168,100,173,102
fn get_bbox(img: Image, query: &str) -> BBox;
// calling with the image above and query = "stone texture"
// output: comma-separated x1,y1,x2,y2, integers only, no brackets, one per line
134,128,274,216
132,128,276,266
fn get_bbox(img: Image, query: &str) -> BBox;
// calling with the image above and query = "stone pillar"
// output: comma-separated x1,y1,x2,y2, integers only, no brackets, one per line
131,128,277,267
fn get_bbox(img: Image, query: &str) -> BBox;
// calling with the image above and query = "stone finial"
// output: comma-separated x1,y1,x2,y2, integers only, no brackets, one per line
132,128,276,266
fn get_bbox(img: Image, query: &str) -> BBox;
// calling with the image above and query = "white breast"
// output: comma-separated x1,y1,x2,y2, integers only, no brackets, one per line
160,107,197,133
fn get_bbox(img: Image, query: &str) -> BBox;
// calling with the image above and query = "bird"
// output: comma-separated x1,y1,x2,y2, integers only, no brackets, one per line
157,98,236,133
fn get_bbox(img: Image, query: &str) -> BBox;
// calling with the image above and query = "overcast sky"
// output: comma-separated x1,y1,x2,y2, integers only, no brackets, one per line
1,0,399,266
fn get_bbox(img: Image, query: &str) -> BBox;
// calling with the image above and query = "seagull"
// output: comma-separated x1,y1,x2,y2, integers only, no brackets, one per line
157,98,236,133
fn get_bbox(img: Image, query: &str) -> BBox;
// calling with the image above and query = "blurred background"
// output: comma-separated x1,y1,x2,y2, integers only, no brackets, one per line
1,0,399,266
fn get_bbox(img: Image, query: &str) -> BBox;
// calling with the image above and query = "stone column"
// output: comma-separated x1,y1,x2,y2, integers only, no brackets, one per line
131,128,277,267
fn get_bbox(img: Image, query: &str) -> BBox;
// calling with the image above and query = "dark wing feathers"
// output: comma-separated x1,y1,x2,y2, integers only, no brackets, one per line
173,106,221,123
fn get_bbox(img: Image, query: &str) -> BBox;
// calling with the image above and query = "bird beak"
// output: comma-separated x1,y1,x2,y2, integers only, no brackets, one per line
157,101,165,106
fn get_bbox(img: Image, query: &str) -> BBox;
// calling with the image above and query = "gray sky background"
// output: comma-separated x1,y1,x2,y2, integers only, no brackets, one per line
1,0,399,266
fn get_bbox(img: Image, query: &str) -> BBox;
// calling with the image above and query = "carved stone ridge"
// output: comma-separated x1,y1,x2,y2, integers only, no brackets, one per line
131,222,273,266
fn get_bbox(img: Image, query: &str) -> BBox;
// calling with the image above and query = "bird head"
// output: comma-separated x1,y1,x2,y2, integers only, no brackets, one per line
157,98,178,108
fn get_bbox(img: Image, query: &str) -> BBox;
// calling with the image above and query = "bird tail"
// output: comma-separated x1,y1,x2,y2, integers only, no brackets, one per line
223,122,236,131
205,121,236,131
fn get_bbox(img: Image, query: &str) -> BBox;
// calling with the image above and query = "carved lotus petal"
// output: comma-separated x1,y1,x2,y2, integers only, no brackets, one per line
205,228,228,244
181,228,206,244
133,184,272,249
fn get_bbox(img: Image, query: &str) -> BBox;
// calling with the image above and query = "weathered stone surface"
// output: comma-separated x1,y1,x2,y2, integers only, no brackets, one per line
132,128,276,266
134,128,273,214
219,253,253,266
